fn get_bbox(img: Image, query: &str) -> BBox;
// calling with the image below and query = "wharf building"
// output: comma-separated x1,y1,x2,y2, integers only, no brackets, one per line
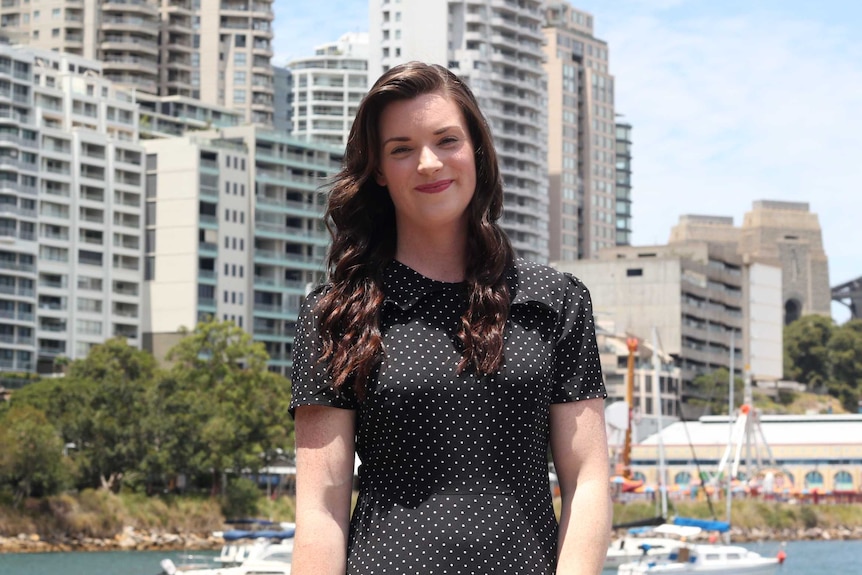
142,126,341,375
0,46,144,374
543,3,620,260
369,0,550,262
632,414,862,495
0,0,275,125
554,241,784,411
286,32,369,148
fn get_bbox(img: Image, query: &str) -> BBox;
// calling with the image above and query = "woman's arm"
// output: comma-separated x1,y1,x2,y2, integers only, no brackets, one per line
291,405,356,575
550,397,612,575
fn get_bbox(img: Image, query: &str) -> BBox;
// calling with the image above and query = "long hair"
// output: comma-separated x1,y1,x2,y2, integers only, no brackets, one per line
316,61,514,399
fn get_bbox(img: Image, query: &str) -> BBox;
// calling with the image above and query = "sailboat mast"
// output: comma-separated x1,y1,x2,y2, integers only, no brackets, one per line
622,337,638,478
652,327,667,519
726,330,735,527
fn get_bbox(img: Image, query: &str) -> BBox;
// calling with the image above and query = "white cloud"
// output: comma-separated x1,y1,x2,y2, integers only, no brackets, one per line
601,8,862,291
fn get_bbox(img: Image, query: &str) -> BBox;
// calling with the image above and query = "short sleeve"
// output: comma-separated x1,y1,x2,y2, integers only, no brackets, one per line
288,286,359,419
551,274,607,403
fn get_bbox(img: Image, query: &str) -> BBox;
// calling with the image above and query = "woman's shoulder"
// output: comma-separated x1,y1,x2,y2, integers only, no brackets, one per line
509,258,589,309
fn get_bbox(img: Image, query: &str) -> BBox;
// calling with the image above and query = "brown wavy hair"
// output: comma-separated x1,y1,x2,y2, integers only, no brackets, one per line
316,61,514,399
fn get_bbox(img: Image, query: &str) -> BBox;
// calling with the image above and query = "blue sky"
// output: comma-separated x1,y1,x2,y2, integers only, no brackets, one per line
274,1,862,322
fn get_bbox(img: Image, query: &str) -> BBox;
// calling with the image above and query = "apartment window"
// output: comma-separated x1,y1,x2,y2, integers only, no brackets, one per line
52,28,60,38
77,298,102,313
225,182,230,195
224,236,230,249
52,8,61,18
77,319,102,335
145,257,154,280
233,89,246,103
235,34,246,48
234,71,246,85
224,290,229,303
240,184,245,196
77,276,102,291
234,52,246,66
145,174,157,198
146,154,157,170
145,230,155,252
626,268,643,277
224,263,229,275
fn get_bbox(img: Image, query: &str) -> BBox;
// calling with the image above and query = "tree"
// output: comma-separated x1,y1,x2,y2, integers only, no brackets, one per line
0,405,73,501
784,314,834,389
165,320,293,493
63,338,159,491
826,319,862,412
689,368,744,415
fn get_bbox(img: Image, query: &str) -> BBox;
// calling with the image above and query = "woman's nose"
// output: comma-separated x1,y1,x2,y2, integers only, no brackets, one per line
417,146,442,174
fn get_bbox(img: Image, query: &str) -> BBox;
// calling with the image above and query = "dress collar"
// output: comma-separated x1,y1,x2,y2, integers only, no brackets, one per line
381,258,562,313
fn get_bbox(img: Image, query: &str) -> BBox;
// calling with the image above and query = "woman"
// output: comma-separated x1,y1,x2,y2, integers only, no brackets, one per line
290,62,611,575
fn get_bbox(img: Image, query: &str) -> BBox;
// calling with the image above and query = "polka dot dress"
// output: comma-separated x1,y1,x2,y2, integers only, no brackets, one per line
290,258,607,574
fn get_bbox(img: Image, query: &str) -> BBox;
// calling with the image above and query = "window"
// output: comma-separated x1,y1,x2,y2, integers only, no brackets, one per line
52,28,60,38
146,174,157,198
234,71,246,85
235,34,246,48
233,89,246,103
145,257,154,280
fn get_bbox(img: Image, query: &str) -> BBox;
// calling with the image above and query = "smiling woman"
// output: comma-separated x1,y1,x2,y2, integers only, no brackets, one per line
289,62,611,575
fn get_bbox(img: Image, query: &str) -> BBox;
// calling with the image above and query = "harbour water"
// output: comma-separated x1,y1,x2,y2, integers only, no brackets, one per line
0,540,859,574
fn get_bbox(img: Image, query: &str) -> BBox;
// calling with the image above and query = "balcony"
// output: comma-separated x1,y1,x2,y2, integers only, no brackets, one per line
254,222,328,245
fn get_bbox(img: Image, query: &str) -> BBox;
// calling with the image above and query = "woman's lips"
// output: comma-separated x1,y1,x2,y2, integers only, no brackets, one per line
415,179,453,194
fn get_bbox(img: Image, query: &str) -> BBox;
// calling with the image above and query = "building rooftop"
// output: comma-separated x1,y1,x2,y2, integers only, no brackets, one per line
639,413,862,447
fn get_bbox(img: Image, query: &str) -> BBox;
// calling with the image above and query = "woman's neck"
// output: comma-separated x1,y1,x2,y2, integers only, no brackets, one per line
395,227,468,283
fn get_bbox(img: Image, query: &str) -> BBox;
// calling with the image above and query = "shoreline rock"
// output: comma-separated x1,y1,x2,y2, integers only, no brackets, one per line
2,525,861,554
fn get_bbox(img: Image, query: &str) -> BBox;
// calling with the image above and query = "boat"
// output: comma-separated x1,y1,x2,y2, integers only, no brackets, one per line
159,521,294,575
617,542,783,574
604,524,701,571
616,518,784,574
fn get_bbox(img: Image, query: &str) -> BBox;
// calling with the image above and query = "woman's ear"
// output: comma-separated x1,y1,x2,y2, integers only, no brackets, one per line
375,170,386,187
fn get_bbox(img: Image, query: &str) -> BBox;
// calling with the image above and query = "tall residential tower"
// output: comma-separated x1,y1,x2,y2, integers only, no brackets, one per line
543,3,617,261
0,0,275,124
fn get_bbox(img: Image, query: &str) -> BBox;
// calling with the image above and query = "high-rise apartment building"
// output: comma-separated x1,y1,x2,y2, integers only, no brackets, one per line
615,121,632,246
368,0,549,262
543,3,617,261
0,0,275,125
1,46,144,374
287,32,369,147
143,127,341,374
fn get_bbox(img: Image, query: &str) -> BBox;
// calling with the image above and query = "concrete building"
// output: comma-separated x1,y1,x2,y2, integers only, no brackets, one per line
554,242,783,401
670,201,831,325
632,414,862,494
0,0,275,125
1,46,144,374
143,126,341,375
369,0,549,262
137,93,243,139
739,201,831,323
615,121,632,246
543,3,618,260
287,32,368,147
598,322,682,445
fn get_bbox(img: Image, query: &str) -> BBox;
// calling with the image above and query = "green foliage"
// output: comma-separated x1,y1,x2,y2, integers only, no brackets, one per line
0,405,73,501
784,315,834,389
784,316,862,412
688,368,743,415
164,321,293,489
0,319,295,500
221,477,261,519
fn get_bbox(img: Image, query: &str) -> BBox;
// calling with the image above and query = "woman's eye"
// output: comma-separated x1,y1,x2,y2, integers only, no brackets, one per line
440,137,458,145
391,146,410,155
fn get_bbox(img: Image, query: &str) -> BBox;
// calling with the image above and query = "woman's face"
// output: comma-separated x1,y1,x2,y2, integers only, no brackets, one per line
375,91,476,237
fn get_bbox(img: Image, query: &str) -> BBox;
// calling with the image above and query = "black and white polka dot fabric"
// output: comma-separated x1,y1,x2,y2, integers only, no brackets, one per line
290,258,606,574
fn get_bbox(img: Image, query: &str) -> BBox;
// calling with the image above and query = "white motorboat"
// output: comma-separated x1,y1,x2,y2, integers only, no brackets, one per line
604,524,701,570
617,541,784,575
160,522,294,575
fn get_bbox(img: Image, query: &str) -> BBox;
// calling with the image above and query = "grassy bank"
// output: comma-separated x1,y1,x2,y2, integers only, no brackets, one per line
609,499,862,532
2,491,861,542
